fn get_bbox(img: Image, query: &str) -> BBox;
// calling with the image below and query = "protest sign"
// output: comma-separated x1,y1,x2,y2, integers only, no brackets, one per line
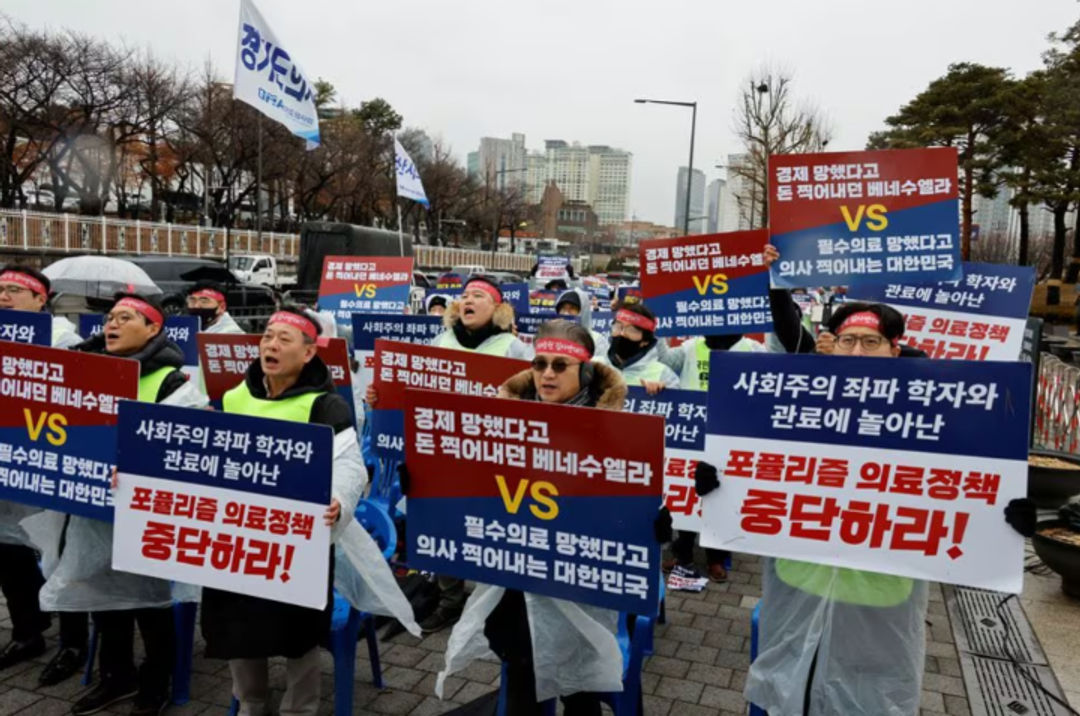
529,289,559,312
0,342,137,520
535,254,571,280
769,147,962,288
699,351,1030,592
501,282,530,317
617,286,643,305
404,390,663,613
640,231,773,336
113,401,332,609
196,334,355,419
317,256,413,325
0,309,50,345
625,387,707,532
592,310,613,336
80,314,200,378
351,314,443,392
436,273,464,291
849,262,1035,361
371,339,528,459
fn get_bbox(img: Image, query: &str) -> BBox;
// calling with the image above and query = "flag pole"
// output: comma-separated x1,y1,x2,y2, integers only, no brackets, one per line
256,113,263,247
397,201,404,257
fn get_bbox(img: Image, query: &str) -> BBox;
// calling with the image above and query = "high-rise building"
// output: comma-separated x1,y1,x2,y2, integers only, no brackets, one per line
707,178,725,234
469,134,632,226
719,154,756,232
674,167,706,235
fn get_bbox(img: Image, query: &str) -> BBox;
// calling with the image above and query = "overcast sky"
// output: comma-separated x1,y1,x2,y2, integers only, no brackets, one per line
6,1,1078,226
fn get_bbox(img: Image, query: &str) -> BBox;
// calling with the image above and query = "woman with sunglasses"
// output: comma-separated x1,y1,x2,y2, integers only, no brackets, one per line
599,300,679,395
435,319,669,715
695,300,1037,716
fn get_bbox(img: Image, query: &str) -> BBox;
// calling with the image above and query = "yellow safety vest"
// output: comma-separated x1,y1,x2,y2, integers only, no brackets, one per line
137,367,177,404
775,559,914,608
222,381,322,423
432,330,516,356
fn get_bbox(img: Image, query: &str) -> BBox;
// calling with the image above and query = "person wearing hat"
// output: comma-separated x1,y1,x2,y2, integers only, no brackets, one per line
425,293,450,317
185,280,242,334
201,306,372,716
555,288,609,359
597,301,678,394
694,300,1037,716
40,293,208,716
0,265,88,687
365,275,531,633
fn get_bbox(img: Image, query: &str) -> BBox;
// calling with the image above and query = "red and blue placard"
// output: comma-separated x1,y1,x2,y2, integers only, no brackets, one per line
699,351,1030,592
404,390,664,613
317,255,413,325
639,230,773,336
768,147,962,288
112,401,332,608
849,262,1035,361
351,314,442,395
371,339,528,459
0,342,138,520
0,309,50,345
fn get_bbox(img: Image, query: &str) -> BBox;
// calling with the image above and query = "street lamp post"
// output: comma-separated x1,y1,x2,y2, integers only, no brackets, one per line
635,98,697,235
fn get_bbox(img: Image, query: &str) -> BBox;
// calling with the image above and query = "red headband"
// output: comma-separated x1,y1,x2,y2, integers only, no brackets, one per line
464,280,502,304
535,338,592,362
114,297,163,326
616,309,656,332
190,288,226,306
268,311,318,340
0,270,46,297
838,311,897,346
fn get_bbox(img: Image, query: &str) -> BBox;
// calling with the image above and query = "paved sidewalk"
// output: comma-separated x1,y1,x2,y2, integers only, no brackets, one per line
0,552,980,715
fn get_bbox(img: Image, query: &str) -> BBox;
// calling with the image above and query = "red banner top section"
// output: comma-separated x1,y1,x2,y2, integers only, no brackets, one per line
0,341,137,427
639,230,769,297
373,339,527,411
768,147,959,234
196,334,352,403
317,256,414,298
404,390,664,499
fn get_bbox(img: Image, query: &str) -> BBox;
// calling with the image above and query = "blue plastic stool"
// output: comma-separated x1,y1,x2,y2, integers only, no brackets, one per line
749,602,765,716
82,601,197,704
355,498,397,561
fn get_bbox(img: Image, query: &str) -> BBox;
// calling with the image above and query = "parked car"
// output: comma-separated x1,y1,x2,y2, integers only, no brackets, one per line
119,256,278,331
228,253,297,288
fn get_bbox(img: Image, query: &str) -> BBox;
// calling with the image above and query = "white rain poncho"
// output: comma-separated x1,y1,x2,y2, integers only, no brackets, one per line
327,428,419,636
437,585,623,701
746,558,928,715
203,311,243,335
31,380,209,612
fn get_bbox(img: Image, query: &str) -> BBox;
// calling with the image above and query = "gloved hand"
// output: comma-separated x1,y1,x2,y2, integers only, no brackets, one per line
397,463,411,497
694,461,720,497
1005,498,1037,537
653,507,673,544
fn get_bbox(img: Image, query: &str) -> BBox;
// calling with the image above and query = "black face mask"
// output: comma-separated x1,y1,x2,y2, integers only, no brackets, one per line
188,307,218,330
611,336,643,360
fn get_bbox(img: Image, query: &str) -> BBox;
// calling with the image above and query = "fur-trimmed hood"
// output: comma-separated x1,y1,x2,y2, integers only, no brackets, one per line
497,361,627,411
443,299,516,333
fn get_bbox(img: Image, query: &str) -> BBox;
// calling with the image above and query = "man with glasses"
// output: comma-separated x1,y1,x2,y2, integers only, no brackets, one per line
185,280,242,333
598,301,678,394
0,266,87,686
42,293,208,716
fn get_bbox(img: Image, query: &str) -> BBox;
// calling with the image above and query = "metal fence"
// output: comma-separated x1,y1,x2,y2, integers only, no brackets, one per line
0,209,538,272
0,209,299,260
1036,353,1080,454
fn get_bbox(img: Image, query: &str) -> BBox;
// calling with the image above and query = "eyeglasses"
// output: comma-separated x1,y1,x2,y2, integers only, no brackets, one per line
836,334,888,351
531,357,579,374
0,285,29,296
104,311,138,326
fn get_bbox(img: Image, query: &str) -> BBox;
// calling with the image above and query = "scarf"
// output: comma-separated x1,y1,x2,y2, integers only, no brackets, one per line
452,317,503,350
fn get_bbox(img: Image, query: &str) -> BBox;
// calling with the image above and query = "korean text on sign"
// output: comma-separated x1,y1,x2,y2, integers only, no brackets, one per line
316,255,414,325
850,262,1036,362
699,352,1030,593
112,401,333,609
351,313,443,390
371,339,528,460
0,342,138,520
405,390,664,614
0,309,50,346
625,387,707,532
639,230,773,337
768,147,962,288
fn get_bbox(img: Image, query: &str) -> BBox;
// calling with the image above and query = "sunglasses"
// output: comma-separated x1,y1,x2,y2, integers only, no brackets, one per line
530,357,579,374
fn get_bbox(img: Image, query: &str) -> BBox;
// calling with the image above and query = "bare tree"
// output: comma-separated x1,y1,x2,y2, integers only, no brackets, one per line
731,67,832,229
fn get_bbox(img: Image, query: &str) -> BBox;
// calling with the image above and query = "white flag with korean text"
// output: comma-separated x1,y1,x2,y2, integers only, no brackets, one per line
394,137,429,206
234,0,320,148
